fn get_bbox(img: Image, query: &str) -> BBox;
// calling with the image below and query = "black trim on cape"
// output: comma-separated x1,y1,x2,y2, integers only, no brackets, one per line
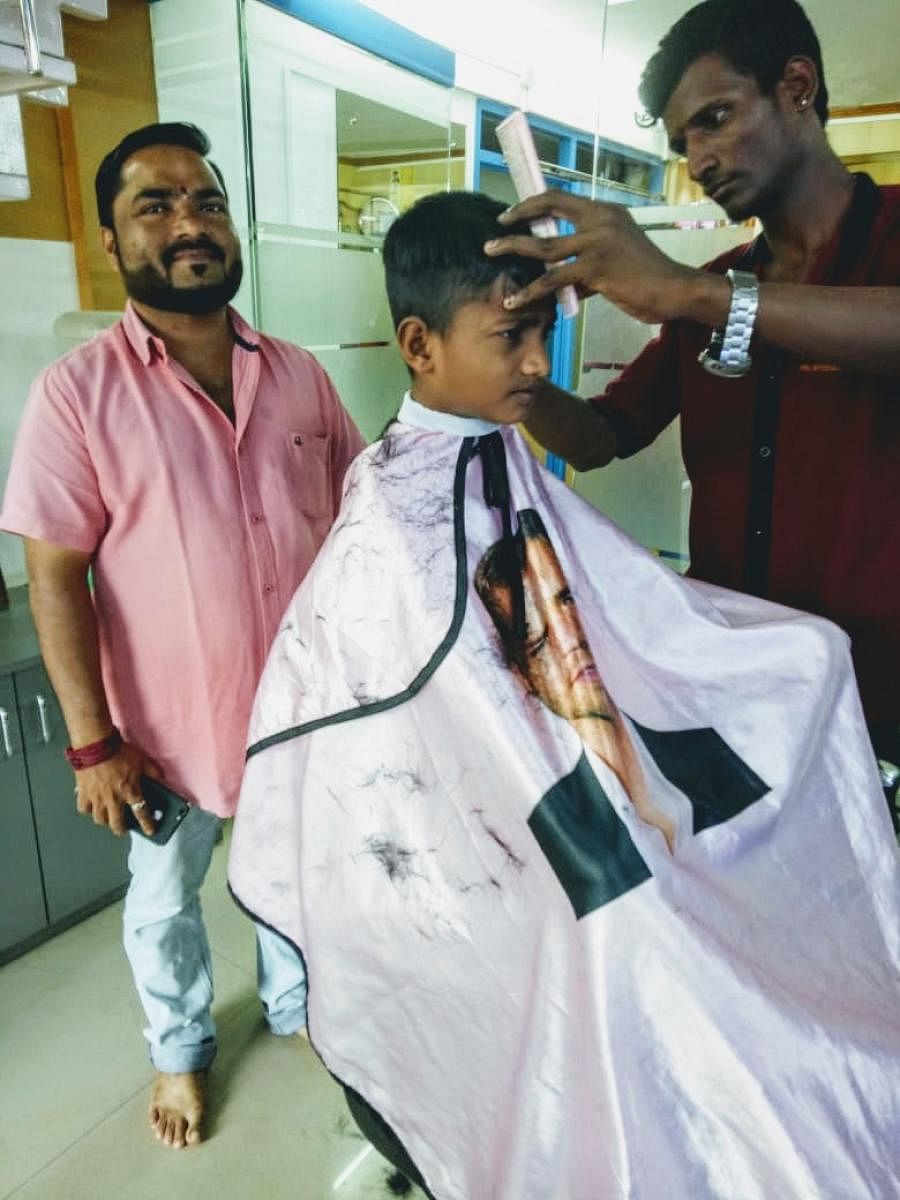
246,435,479,760
226,882,436,1196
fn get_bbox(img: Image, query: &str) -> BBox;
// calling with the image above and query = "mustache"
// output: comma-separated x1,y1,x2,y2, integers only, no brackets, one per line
162,238,226,268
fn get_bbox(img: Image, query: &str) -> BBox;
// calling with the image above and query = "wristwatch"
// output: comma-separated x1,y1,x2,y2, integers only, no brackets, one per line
698,269,759,378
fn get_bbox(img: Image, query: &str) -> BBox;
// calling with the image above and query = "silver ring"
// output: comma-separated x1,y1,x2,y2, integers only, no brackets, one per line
129,799,148,811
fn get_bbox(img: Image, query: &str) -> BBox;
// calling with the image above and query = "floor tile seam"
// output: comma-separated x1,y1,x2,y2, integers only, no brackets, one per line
0,1073,155,1200
1,998,263,1200
209,944,257,979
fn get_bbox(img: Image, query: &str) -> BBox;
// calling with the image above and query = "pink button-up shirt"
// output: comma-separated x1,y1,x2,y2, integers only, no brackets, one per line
1,303,364,816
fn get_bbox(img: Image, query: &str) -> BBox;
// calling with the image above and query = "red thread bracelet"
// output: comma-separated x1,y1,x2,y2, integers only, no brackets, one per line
64,727,123,770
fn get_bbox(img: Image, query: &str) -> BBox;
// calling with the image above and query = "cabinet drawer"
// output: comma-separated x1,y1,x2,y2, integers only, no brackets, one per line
15,664,128,924
0,673,47,951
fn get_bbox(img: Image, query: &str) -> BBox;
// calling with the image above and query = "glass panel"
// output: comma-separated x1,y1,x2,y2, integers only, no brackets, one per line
574,140,595,178
243,0,458,441
0,97,28,199
478,163,519,209
530,126,563,167
150,0,254,316
481,109,562,166
567,0,756,565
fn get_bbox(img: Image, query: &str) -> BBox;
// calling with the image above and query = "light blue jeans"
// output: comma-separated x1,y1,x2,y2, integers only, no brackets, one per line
123,805,307,1073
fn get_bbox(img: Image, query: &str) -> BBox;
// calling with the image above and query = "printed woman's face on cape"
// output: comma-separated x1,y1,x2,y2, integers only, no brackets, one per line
479,530,615,723
417,278,556,425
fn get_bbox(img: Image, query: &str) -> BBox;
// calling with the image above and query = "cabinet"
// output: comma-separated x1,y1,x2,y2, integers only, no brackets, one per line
0,660,129,963
0,673,46,949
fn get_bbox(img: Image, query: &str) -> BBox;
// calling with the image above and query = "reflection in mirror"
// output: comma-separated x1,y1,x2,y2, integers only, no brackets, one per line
336,90,465,241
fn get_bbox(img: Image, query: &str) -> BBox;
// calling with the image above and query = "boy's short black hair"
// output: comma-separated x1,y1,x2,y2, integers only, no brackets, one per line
382,191,546,333
638,0,829,125
95,121,227,230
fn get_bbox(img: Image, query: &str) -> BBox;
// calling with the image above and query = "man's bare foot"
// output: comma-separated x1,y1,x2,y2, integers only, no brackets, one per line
149,1070,206,1148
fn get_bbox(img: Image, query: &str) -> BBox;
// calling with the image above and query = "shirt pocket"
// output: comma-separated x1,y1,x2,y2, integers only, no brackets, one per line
286,431,333,522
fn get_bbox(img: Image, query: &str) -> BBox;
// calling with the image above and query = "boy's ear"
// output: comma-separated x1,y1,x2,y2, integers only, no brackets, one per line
396,316,437,374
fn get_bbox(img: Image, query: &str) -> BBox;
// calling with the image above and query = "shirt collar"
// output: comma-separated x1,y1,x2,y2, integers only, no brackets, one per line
397,391,504,437
121,301,261,366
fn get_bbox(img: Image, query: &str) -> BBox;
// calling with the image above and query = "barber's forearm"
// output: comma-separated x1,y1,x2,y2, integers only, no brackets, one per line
27,565,113,746
681,274,900,377
526,381,619,472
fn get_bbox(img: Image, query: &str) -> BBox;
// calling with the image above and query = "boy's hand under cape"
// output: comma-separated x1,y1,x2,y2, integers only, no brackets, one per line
484,190,724,327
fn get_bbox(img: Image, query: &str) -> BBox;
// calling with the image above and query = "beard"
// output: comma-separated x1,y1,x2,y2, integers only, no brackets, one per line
118,249,243,315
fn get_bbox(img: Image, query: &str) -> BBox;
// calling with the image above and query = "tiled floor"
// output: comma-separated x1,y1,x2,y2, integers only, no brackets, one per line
0,832,426,1200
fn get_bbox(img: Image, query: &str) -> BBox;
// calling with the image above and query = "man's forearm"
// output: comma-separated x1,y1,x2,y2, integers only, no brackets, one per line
27,567,113,746
682,274,900,377
485,192,900,378
526,382,619,472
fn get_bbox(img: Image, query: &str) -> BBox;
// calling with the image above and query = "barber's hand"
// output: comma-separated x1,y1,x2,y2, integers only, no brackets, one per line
73,742,164,837
484,190,700,325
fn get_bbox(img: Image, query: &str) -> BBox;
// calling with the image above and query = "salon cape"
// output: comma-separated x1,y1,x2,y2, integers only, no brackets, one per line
230,395,900,1200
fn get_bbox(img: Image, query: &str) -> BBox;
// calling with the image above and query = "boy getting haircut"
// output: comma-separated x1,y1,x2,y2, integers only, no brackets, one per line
382,190,545,333
232,182,899,1197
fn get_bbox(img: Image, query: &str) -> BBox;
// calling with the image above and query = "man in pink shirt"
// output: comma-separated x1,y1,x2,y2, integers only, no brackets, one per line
1,122,364,1149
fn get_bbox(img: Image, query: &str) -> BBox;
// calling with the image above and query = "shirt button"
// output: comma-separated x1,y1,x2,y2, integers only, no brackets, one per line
251,513,264,524
263,584,275,595
293,435,303,446
758,445,771,458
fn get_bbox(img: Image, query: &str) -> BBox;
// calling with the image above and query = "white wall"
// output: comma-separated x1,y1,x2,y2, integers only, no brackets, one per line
0,238,80,588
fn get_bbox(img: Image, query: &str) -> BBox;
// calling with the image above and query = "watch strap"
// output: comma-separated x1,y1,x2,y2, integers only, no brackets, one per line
699,268,759,378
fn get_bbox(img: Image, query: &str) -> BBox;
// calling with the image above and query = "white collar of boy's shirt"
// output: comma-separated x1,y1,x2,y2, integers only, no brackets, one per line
398,391,504,438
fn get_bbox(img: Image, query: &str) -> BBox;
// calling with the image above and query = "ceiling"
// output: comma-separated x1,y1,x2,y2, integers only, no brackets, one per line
564,0,899,110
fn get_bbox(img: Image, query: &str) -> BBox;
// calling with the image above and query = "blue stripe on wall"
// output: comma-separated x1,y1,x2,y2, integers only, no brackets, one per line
260,0,455,87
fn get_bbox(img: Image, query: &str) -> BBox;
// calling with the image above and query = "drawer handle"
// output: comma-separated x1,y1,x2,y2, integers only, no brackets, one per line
35,694,51,744
0,706,12,758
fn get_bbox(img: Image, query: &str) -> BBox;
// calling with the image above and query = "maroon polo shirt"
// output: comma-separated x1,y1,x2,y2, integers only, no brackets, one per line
593,175,900,721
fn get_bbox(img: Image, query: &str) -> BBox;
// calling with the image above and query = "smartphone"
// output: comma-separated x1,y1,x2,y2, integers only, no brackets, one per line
124,775,192,845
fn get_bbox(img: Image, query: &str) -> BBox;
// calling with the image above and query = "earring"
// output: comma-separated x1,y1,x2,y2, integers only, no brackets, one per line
798,97,809,109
